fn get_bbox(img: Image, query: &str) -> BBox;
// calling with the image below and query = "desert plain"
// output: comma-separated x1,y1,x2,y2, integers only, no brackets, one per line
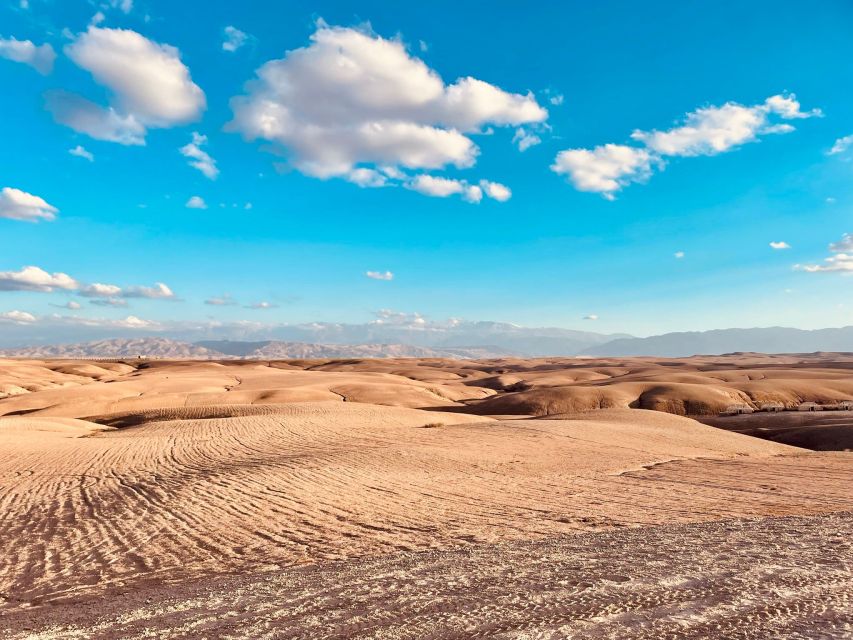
0,352,852,638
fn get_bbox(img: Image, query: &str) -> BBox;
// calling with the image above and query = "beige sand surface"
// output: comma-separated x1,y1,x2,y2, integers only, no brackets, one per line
1,356,852,637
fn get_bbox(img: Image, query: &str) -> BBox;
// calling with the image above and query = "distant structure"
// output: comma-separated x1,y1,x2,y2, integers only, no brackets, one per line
798,402,822,412
759,402,785,412
837,400,853,411
722,404,754,415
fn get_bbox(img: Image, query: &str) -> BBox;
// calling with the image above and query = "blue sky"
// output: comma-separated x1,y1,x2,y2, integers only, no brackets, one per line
1,0,852,343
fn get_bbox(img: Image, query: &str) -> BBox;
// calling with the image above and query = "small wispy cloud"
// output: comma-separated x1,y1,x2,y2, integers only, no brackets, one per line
246,301,276,309
674,251,685,259
186,195,207,209
69,145,94,161
222,26,248,52
365,271,394,281
828,134,853,155
794,233,853,273
205,295,237,306
769,241,791,250
180,132,218,179
583,314,599,320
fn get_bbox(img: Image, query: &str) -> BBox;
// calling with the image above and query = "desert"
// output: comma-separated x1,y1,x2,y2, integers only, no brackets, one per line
1,353,852,638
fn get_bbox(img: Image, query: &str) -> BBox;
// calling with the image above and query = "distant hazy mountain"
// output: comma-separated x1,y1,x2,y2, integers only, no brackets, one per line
583,326,853,357
0,338,220,359
221,321,630,356
0,321,629,357
0,338,514,360
196,340,514,359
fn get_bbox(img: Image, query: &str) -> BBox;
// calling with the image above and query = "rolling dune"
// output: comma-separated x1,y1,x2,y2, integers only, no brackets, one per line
1,355,852,636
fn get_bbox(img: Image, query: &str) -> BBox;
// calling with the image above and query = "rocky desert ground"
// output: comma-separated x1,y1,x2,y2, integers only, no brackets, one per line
1,353,852,638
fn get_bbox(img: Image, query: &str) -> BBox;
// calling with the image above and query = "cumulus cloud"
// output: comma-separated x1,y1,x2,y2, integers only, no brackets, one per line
223,26,248,52
0,187,58,222
2,270,176,300
69,145,94,161
79,283,122,297
47,27,205,144
123,282,175,299
0,266,77,291
406,175,509,203
479,180,512,202
553,94,820,198
180,132,218,179
365,270,394,280
770,241,791,250
829,134,853,156
227,24,545,195
0,37,56,74
794,233,853,273
186,195,207,209
551,144,654,199
0,310,37,324
630,95,819,157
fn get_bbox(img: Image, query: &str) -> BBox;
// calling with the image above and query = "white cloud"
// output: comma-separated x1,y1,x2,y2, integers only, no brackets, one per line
79,281,174,300
631,95,818,157
794,233,853,273
347,167,388,188
674,251,685,259
0,37,56,75
371,308,427,327
554,94,820,198
247,301,276,309
551,144,653,199
0,310,37,324
46,91,146,145
406,175,508,203
583,314,598,320
79,283,122,297
407,175,467,198
769,241,791,250
829,134,853,155
0,266,78,291
69,145,94,161
186,195,207,209
48,27,205,144
549,94,564,106
512,127,541,151
366,270,394,280
180,132,218,179
223,26,248,52
479,180,511,202
830,233,853,253
205,295,237,306
0,187,58,222
123,282,174,299
227,24,545,193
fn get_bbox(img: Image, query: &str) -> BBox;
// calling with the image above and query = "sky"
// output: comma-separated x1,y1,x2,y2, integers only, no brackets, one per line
1,0,853,345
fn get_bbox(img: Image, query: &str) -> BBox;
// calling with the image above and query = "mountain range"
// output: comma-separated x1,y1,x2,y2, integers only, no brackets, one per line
2,325,853,359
